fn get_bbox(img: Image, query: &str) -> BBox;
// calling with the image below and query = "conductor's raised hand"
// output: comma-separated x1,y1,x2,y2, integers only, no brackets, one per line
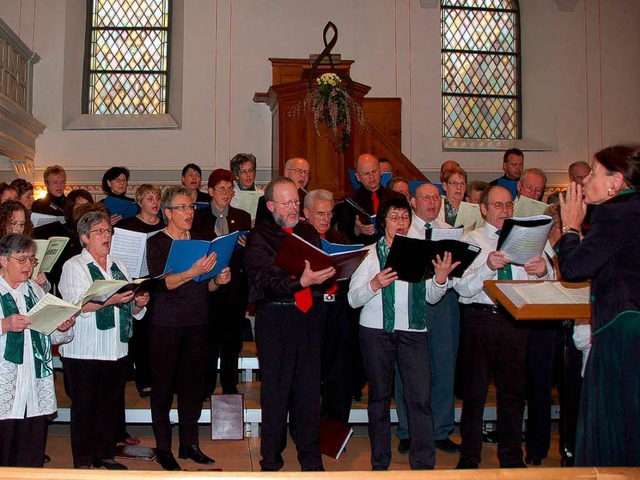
433,251,461,284
370,267,398,293
2,313,32,333
560,182,587,231
299,261,336,287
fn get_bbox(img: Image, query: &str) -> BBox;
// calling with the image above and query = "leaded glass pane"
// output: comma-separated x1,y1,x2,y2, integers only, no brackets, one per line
441,0,516,9
442,9,516,53
442,52,516,96
84,0,170,115
93,0,169,28
90,29,168,71
88,72,166,114
443,96,517,139
441,0,520,139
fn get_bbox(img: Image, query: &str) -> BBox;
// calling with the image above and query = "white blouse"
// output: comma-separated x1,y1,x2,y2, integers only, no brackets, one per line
58,249,145,361
0,276,73,419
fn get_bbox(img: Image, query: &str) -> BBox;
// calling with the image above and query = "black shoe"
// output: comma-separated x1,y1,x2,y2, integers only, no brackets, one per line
525,455,542,466
302,465,325,471
92,459,128,470
500,460,527,468
178,444,215,465
456,458,479,469
139,387,152,398
261,466,282,472
435,437,459,453
156,450,182,471
398,438,411,455
43,454,51,463
372,466,388,471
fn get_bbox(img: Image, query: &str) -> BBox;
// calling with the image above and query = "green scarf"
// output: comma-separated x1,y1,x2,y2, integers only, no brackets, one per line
376,237,427,333
1,284,53,378
87,262,133,343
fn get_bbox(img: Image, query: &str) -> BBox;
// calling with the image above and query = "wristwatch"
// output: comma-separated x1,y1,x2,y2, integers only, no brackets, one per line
562,226,581,235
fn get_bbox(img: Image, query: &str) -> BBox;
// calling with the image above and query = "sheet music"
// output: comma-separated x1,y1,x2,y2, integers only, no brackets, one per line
511,282,591,305
499,216,553,265
31,212,66,227
454,202,483,234
513,196,549,218
111,228,159,278
430,226,463,241
27,293,80,336
233,191,264,220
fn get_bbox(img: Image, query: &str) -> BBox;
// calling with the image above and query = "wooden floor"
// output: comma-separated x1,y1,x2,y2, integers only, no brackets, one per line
44,426,564,472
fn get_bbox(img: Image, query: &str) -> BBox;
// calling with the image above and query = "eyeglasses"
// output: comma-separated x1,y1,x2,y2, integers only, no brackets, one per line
273,199,300,208
287,168,310,177
447,181,467,188
9,221,27,228
89,228,114,236
520,183,544,195
357,169,379,178
415,194,441,202
10,255,38,266
110,177,128,184
239,167,255,175
213,186,234,193
311,211,333,219
386,214,410,223
169,204,196,212
487,201,514,210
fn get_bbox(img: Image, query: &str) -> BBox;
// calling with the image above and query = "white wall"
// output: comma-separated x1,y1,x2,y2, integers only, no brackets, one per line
0,0,638,187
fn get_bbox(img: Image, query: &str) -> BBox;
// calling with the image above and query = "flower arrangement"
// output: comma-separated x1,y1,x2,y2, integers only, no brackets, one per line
293,72,365,153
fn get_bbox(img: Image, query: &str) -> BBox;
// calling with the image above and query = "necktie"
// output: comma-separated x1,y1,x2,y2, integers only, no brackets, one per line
282,227,313,313
495,229,513,280
372,191,380,214
424,223,432,240
215,214,229,236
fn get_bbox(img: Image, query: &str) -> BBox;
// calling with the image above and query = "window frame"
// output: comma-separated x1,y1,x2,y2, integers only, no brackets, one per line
441,0,522,141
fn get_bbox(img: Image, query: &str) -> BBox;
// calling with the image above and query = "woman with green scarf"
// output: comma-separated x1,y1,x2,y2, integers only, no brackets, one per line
59,210,149,470
0,233,75,467
348,197,459,471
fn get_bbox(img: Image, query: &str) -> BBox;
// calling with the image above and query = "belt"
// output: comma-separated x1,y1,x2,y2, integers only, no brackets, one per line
465,303,501,314
261,300,296,307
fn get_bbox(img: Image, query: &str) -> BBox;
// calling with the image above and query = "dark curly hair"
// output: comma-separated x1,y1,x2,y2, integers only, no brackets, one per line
0,200,33,237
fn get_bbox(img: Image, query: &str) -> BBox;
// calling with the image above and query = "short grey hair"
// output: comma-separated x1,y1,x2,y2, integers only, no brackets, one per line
160,185,191,223
77,210,112,247
0,233,35,261
229,153,257,177
520,168,548,188
304,189,334,210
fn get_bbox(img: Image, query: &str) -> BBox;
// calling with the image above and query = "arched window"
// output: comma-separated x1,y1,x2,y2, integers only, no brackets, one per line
441,0,520,139
82,0,172,115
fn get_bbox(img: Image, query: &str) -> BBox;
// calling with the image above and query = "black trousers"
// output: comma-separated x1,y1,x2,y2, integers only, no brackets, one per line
206,292,246,395
0,415,47,467
63,356,128,467
459,305,529,466
321,299,353,424
255,302,323,471
150,324,208,451
360,326,435,470
130,312,152,393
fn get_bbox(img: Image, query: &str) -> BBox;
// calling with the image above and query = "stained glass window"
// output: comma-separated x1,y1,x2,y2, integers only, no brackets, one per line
441,0,520,139
83,0,171,115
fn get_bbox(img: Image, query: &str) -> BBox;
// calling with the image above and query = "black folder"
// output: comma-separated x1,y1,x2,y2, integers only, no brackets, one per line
384,235,481,283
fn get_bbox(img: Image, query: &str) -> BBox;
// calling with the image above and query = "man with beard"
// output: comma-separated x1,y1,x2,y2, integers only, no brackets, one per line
245,177,335,472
